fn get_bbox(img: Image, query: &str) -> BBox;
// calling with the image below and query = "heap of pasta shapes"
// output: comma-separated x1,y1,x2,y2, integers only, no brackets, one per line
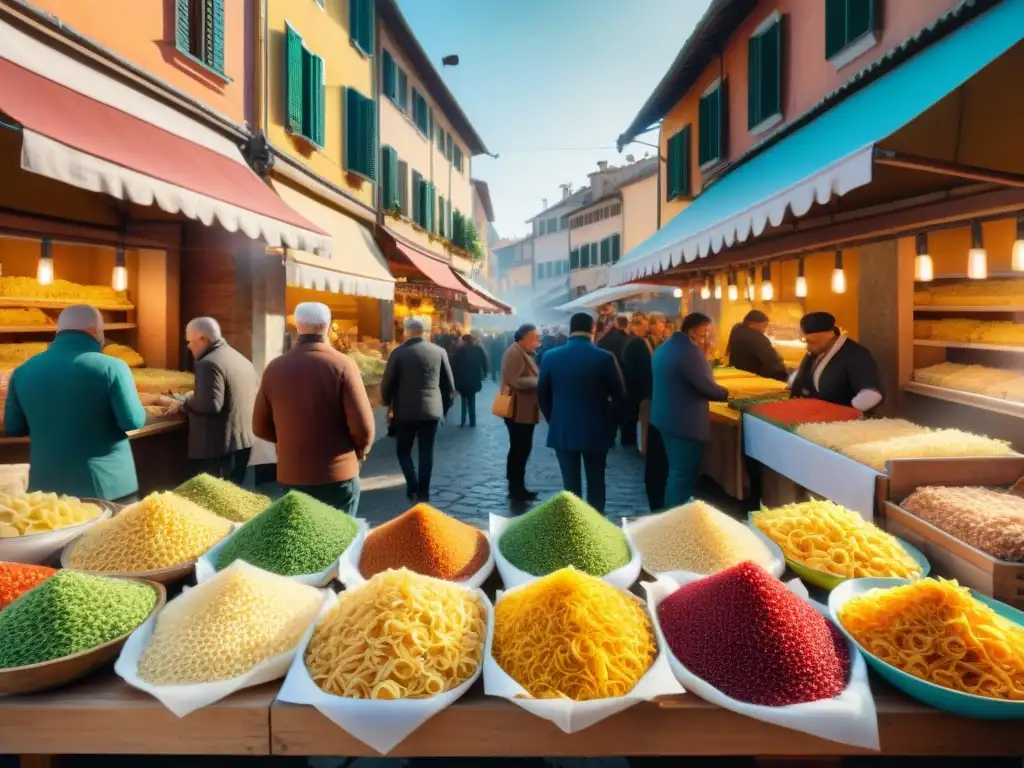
0,562,56,610
753,500,922,580
901,486,1024,562
492,567,656,701
0,491,104,537
305,568,486,699
499,491,631,578
629,500,775,575
838,578,1024,701
137,563,323,684
174,474,270,524
66,492,231,573
658,562,850,706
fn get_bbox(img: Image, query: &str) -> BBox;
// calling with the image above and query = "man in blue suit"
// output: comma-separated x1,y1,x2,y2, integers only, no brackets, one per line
538,312,626,513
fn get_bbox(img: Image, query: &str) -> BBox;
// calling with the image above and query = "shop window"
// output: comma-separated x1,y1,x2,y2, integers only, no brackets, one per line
748,12,783,133
285,25,325,148
381,146,400,211
344,87,376,181
175,0,225,75
698,81,726,168
825,0,879,66
349,0,374,56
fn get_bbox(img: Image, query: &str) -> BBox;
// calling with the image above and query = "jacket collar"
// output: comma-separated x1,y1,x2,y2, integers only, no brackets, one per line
569,332,592,342
198,337,225,361
52,330,101,353
404,336,425,346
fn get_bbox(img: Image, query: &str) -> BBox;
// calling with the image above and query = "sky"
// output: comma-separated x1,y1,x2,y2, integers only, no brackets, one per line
396,0,713,240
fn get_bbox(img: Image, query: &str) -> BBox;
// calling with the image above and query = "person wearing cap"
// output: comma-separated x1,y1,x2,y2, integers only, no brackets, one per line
725,310,788,382
790,312,884,411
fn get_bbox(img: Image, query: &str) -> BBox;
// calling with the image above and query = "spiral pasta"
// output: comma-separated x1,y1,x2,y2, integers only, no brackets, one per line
838,579,1024,700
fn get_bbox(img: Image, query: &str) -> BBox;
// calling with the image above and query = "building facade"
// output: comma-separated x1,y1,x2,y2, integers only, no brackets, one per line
471,177,496,280
493,237,534,292
527,187,587,297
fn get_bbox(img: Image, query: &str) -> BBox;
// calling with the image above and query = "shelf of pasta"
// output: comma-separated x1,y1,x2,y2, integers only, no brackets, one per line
0,491,114,565
131,368,194,395
0,276,133,311
0,341,148,371
913,278,1024,308
914,318,1024,350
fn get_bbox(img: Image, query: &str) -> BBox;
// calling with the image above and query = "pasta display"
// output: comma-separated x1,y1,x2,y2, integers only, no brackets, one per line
304,569,486,699
794,419,927,451
747,398,862,428
0,491,103,537
842,429,1017,472
838,578,1024,701
492,567,656,701
0,562,57,610
901,486,1024,562
174,474,270,523
103,343,145,368
0,276,132,306
753,500,922,579
131,368,195,394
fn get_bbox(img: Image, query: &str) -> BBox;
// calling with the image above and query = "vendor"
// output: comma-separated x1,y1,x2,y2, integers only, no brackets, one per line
790,312,884,411
725,310,788,381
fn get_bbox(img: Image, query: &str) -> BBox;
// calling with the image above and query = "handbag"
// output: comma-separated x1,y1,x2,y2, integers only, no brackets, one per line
491,388,515,419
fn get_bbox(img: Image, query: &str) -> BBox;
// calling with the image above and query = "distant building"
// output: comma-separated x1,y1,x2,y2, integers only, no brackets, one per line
471,178,497,281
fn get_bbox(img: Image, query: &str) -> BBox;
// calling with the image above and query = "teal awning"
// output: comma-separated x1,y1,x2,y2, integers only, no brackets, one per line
611,0,1024,285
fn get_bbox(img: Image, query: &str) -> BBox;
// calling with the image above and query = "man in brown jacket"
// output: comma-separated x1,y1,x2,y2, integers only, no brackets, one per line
500,323,541,502
252,302,373,514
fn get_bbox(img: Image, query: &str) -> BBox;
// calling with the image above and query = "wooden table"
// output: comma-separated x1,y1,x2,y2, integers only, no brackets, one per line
704,409,747,500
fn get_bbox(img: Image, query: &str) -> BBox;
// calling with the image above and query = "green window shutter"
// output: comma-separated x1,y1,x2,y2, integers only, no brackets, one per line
750,19,782,129
600,238,610,265
698,86,723,166
570,249,579,269
344,87,360,170
411,171,422,224
388,147,400,208
285,25,303,134
437,127,445,153
362,96,376,180
350,0,373,54
680,125,692,196
397,70,408,111
580,244,588,268
438,195,446,236
205,0,225,72
427,183,435,232
612,234,621,263
453,145,463,172
301,49,314,141
362,0,375,55
175,0,190,54
446,134,453,161
848,0,877,43
825,0,847,59
380,146,393,209
666,132,679,200
382,50,396,99
747,34,761,130
309,54,325,147
428,108,434,140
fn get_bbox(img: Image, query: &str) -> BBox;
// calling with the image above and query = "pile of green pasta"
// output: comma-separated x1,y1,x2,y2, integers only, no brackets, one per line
174,474,271,523
499,491,631,577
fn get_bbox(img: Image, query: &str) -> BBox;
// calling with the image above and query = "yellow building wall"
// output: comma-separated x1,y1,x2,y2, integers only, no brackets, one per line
266,0,374,207
621,174,658,254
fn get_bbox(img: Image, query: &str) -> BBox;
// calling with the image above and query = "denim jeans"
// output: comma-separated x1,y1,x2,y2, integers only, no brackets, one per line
555,449,608,513
459,392,477,426
282,476,360,516
662,434,704,509
395,419,439,499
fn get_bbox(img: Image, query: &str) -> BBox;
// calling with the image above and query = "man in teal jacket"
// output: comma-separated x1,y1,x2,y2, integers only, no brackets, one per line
3,305,147,501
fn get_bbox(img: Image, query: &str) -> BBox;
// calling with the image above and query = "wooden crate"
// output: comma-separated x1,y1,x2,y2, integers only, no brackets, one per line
881,457,1024,609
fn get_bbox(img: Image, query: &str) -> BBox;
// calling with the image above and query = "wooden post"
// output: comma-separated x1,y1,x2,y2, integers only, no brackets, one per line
857,239,905,416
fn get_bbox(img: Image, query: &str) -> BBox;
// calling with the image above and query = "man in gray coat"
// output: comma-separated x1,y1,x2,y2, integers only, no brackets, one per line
381,318,455,502
181,317,259,484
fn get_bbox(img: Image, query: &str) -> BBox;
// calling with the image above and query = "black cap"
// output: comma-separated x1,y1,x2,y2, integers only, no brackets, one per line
800,312,837,334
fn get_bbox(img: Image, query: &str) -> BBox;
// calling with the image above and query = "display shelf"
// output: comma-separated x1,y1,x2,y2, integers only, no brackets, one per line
903,381,1024,418
0,322,136,333
913,339,1024,354
913,305,1024,312
0,297,134,311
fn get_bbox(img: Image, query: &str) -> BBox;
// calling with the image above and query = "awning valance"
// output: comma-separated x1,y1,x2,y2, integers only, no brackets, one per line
454,272,513,314
610,0,1024,285
554,283,678,312
271,180,394,300
0,19,329,254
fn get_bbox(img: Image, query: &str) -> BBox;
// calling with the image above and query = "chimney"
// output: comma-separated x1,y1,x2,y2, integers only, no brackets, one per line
560,183,571,199
597,161,609,172
541,198,548,211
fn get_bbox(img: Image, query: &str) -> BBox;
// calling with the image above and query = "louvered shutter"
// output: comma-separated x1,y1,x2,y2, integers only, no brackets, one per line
570,249,579,270
350,0,373,54
314,55,326,147
301,49,314,141
824,0,847,59
285,25,303,134
206,0,225,72
438,196,446,236
418,181,429,229
362,0,375,54
600,238,610,265
175,0,190,54
666,133,678,200
382,51,396,99
680,125,692,196
361,96,376,180
761,20,781,123
397,70,408,111
411,171,423,224
427,184,436,232
344,88,360,170
747,34,761,130
398,160,409,216
611,234,621,263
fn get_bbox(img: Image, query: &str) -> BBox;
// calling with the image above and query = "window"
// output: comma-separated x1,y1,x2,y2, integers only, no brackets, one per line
175,0,225,75
397,69,408,111
446,134,453,161
381,146,399,210
411,173,434,230
748,13,783,132
349,0,374,56
582,244,592,269
411,170,422,223
546,217,557,233
611,203,621,216
600,238,611,265
397,160,409,216
453,144,463,172
666,125,692,200
570,249,580,270
538,220,547,236
411,89,430,136
452,209,468,249
560,215,569,230
285,25,325,147
611,234,621,263
437,126,446,153
698,81,725,168
344,87,376,180
438,195,446,236
382,50,396,100
825,0,879,65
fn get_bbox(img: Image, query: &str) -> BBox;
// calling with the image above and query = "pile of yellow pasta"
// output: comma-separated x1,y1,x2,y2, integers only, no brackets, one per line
0,308,53,327
304,568,485,699
914,318,1024,347
103,343,144,368
66,492,231,573
844,429,1017,472
492,567,657,701
0,276,132,306
795,419,927,451
838,578,1024,700
753,500,922,579
137,564,323,684
132,368,195,394
0,491,104,537
914,279,1024,307
913,363,1024,403
0,343,47,369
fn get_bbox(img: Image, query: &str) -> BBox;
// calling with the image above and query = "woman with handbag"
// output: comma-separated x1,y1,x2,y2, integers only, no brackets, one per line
497,323,541,502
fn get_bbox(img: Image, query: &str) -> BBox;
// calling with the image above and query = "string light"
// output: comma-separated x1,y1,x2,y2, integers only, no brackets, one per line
745,267,755,302
700,276,711,300
1012,215,1024,273
831,250,846,294
713,274,722,300
727,272,738,302
914,233,933,282
795,257,807,298
760,265,774,301
112,245,128,292
37,238,54,285
967,220,987,280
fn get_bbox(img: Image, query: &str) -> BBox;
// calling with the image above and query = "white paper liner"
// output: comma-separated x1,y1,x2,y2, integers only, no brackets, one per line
114,561,331,718
482,581,684,733
195,518,367,587
277,578,492,755
642,573,880,751
336,529,495,590
624,516,786,579
489,513,641,589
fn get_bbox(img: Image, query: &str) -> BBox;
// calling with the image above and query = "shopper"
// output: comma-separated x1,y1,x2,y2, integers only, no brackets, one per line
538,312,626,513
181,317,260,484
452,333,488,427
597,313,630,364
252,302,373,514
790,311,885,411
500,323,542,502
651,312,729,508
3,305,147,501
381,317,455,502
725,309,788,381
621,313,664,509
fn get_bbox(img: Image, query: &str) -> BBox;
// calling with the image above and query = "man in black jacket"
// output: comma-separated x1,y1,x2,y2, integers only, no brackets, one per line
597,314,630,363
725,310,788,381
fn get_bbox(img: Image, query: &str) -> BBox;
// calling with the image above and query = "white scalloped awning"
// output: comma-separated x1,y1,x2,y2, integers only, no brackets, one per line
610,1,1024,285
554,283,678,312
0,19,329,255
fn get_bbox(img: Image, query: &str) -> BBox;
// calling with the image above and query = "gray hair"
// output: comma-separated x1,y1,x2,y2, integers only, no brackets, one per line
57,304,103,333
294,302,331,334
404,317,425,336
185,316,222,341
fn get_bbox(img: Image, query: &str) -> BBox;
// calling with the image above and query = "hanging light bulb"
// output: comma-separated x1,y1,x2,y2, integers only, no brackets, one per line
831,250,846,294
672,287,683,299
914,233,933,282
727,272,738,302
745,267,755,302
1012,215,1024,273
37,238,54,286
760,265,774,301
700,276,711,300
967,220,987,280
112,245,128,292
795,257,807,298
713,274,723,300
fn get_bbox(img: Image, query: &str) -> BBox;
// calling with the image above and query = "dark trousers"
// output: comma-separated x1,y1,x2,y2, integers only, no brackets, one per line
190,447,251,486
504,420,535,495
644,424,669,512
459,392,477,426
663,434,704,508
281,476,360,515
621,400,640,447
555,449,608,513
395,419,439,499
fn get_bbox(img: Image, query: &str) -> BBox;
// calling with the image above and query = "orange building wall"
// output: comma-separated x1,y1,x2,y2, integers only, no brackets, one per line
28,0,250,124
660,0,960,225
